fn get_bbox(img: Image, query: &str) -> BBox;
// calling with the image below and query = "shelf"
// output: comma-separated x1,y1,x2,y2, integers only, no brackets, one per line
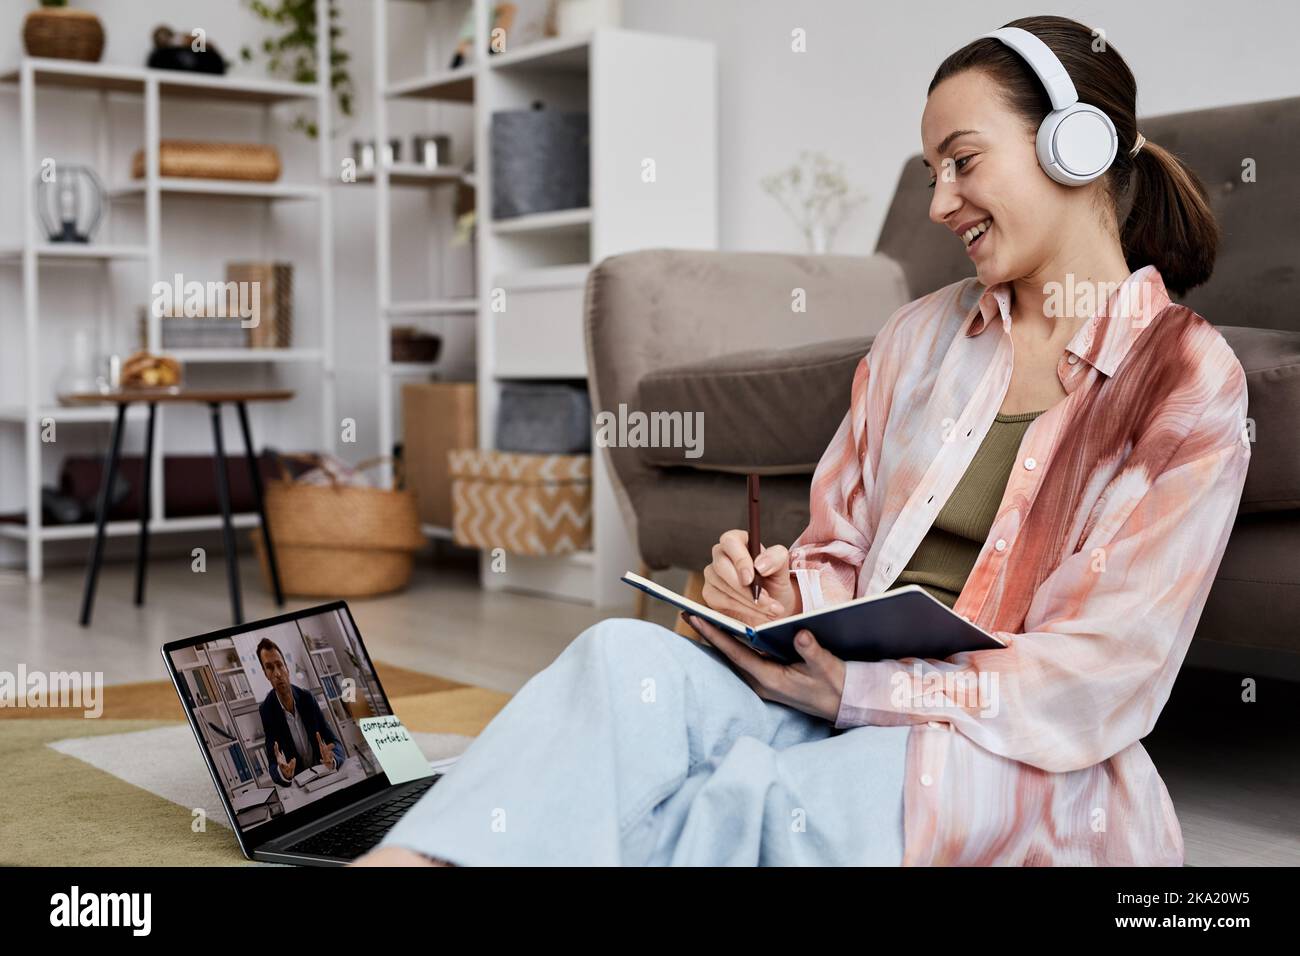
493,264,591,289
386,298,478,316
111,179,322,201
354,164,472,187
491,207,591,238
384,362,441,377
386,66,475,103
0,404,151,425
0,58,322,105
0,243,149,263
168,348,323,363
0,512,260,542
489,34,592,72
156,72,322,105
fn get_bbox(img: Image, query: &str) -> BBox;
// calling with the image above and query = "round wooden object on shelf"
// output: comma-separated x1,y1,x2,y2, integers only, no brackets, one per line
23,7,105,62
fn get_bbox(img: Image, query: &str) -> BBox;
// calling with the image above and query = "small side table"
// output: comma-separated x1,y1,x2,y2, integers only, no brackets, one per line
59,387,295,627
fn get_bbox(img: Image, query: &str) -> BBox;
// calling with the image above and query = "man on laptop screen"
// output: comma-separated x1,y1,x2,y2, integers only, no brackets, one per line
256,637,345,786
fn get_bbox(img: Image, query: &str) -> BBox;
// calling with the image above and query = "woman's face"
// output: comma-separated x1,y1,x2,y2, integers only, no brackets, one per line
921,69,1079,287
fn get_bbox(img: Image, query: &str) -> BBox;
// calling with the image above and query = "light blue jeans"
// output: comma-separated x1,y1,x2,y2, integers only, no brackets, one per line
380,618,910,866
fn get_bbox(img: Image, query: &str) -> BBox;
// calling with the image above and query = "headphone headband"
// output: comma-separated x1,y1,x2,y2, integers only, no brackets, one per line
981,27,1078,112
978,25,1117,186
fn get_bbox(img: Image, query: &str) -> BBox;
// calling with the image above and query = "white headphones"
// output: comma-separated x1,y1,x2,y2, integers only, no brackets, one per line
982,26,1118,186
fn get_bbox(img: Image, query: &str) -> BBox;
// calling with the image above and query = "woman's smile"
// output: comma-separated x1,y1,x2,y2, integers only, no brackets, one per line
965,219,993,257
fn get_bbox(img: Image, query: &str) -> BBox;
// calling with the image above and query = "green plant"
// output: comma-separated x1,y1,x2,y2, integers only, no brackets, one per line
239,0,354,138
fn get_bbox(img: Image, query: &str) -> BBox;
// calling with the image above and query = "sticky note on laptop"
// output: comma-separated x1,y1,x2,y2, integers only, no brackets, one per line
359,716,434,785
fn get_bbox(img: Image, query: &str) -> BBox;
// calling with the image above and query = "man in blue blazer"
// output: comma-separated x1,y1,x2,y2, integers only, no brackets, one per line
256,637,345,787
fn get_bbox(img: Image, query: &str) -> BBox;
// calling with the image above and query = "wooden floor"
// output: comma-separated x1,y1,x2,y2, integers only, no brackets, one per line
0,551,1294,866
0,549,673,694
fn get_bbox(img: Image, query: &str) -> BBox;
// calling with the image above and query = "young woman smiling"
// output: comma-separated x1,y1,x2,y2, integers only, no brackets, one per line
356,15,1248,867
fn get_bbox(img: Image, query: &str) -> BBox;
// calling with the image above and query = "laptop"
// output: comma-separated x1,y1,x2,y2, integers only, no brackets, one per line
162,600,454,866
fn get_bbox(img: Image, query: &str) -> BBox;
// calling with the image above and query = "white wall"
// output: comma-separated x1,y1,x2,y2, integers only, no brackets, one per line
622,0,1300,255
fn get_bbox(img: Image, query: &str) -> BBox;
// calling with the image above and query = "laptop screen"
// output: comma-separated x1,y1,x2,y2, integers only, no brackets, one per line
166,604,398,835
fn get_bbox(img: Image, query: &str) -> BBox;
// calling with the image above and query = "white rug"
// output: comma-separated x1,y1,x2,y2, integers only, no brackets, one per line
48,725,473,830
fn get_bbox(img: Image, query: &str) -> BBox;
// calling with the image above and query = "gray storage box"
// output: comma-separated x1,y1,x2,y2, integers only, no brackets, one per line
495,383,591,454
491,105,590,220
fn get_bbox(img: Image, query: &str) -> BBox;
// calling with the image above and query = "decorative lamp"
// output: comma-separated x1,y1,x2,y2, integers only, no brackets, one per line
35,163,104,243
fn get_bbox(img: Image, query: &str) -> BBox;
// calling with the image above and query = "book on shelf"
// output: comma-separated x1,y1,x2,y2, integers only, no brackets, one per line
204,717,236,744
320,673,344,699
230,745,253,783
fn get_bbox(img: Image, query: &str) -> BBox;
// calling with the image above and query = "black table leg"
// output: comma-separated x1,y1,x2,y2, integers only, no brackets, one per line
80,403,128,627
133,402,157,606
209,402,243,626
235,400,283,606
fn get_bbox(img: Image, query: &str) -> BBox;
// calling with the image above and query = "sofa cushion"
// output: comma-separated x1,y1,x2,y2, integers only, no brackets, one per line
635,336,873,474
634,470,814,572
1219,326,1300,514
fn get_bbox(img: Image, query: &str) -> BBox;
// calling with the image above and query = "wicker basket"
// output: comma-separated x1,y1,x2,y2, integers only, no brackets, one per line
390,326,442,364
251,455,425,598
131,140,282,182
23,8,105,62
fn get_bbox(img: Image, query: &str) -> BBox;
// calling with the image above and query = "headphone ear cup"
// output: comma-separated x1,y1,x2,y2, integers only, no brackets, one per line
1036,104,1119,186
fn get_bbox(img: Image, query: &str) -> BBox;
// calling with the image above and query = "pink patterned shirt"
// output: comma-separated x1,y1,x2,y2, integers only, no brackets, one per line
788,265,1251,866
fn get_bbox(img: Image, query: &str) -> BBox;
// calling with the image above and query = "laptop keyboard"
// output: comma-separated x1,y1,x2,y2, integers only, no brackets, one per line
284,775,440,860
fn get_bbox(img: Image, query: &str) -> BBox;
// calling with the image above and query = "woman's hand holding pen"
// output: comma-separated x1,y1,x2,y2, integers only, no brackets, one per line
702,529,801,627
698,530,845,721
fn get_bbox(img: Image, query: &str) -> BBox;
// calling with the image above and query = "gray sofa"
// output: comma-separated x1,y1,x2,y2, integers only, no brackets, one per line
584,94,1300,676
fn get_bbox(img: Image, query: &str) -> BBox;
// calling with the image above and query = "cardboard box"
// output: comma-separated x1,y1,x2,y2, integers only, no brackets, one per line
402,382,477,528
449,449,591,555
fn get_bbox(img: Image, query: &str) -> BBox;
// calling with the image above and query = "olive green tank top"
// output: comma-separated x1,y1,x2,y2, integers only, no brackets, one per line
893,408,1047,609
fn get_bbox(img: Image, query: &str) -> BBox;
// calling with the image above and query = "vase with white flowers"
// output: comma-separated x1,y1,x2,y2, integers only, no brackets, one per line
760,150,867,255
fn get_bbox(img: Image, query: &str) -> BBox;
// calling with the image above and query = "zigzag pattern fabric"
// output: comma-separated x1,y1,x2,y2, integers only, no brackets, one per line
450,450,592,556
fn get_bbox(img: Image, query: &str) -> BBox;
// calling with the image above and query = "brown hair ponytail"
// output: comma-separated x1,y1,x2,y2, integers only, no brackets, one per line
928,15,1220,296
1120,137,1219,296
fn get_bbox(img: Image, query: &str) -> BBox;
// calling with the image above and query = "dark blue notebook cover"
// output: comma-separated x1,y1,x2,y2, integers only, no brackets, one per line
622,572,1005,664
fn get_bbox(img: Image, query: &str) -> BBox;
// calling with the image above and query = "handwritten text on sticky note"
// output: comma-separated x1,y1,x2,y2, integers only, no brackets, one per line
359,716,434,785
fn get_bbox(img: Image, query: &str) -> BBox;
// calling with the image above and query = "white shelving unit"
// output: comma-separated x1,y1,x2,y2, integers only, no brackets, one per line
368,3,716,606
351,3,715,608
472,17,717,606
368,0,481,537
0,3,336,582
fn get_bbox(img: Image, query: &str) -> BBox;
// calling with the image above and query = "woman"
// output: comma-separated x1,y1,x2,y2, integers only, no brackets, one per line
357,15,1250,866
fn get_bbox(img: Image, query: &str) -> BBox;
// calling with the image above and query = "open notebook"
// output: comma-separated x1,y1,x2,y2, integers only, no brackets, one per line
622,571,1006,664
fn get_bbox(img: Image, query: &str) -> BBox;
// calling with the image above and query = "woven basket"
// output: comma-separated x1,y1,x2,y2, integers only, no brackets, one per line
23,8,105,62
131,140,282,182
251,455,425,598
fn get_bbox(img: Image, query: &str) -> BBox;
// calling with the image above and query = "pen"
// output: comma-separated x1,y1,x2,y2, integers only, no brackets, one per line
748,474,762,600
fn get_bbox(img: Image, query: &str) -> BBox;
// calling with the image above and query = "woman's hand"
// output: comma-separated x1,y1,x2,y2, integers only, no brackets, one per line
702,530,801,627
683,615,846,723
